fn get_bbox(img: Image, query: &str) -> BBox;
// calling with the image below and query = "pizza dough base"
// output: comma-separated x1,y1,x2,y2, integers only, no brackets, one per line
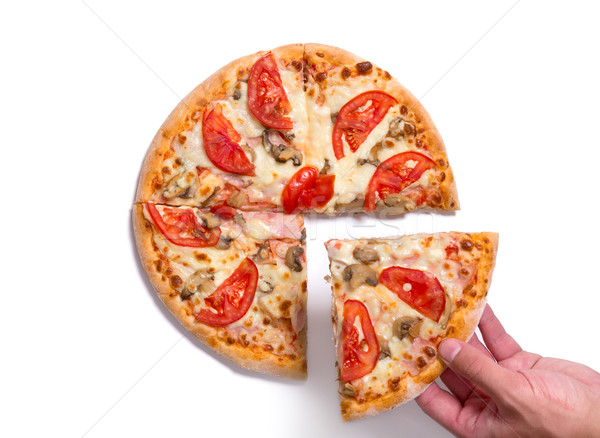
132,204,307,379
333,232,498,420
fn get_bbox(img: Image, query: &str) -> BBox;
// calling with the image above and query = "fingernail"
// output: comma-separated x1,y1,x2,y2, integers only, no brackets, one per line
439,339,461,363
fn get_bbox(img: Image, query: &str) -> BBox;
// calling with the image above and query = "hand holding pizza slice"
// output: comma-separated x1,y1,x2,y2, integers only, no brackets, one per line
326,232,498,420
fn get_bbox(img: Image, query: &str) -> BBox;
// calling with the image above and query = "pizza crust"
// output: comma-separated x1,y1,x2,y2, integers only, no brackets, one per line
132,204,307,379
332,232,498,420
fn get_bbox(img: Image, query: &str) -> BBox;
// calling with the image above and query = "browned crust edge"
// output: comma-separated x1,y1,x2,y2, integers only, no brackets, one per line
134,43,304,205
304,43,460,212
330,232,498,420
132,204,307,379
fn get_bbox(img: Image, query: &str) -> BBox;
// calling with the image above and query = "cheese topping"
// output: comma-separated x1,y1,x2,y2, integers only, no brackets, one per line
303,76,437,213
326,233,479,400
143,204,306,355
145,51,445,216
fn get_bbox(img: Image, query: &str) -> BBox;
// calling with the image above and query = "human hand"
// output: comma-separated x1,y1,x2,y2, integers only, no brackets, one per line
416,305,600,438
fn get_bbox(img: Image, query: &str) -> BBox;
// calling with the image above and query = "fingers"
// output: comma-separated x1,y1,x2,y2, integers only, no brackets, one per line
416,382,463,435
441,335,490,403
478,305,522,361
468,333,494,359
439,338,519,401
440,367,475,403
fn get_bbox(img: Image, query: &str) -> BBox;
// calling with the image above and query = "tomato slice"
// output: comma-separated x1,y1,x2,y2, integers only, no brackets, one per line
196,258,258,326
281,166,335,214
340,300,380,382
379,266,446,322
248,52,293,130
364,151,435,212
202,104,255,176
210,203,237,219
146,202,220,248
332,91,397,159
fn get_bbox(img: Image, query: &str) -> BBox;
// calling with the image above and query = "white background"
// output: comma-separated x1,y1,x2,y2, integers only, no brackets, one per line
2,1,600,437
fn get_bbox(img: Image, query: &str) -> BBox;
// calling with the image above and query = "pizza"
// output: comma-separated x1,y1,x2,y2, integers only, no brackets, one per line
133,44,468,384
324,232,498,420
133,203,307,378
134,43,459,215
302,44,459,213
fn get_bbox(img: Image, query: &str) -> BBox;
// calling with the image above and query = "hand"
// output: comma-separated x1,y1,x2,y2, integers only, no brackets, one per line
416,305,600,438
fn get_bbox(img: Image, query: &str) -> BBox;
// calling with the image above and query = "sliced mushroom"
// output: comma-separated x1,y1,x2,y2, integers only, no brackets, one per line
178,186,194,199
241,144,256,162
343,264,378,289
285,246,304,272
388,117,416,139
339,382,356,398
233,213,246,226
215,234,233,250
180,270,215,300
258,278,275,293
378,336,391,360
180,287,195,300
252,242,270,262
200,186,221,207
263,130,303,166
352,246,380,264
320,158,331,175
393,316,423,340
357,157,380,167
163,172,193,199
273,144,302,166
381,193,416,213
227,191,248,208
199,213,221,229
358,142,383,167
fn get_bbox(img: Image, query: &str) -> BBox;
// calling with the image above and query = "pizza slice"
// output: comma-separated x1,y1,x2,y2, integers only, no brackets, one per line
324,232,498,420
303,43,459,214
135,44,312,212
133,202,308,378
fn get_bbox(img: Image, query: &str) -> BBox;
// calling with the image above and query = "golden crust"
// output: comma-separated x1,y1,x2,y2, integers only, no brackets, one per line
132,204,307,379
304,43,460,212
305,43,367,66
134,44,304,205
329,232,498,421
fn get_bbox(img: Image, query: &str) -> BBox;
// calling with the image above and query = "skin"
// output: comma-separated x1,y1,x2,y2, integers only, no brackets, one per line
416,305,600,438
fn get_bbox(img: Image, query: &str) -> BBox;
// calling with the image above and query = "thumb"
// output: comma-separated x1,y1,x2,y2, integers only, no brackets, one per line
439,338,518,401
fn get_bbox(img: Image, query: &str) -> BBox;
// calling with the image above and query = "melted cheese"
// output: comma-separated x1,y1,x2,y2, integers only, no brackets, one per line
151,53,442,214
279,68,310,147
303,76,436,213
143,204,306,355
154,61,311,208
326,233,476,399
